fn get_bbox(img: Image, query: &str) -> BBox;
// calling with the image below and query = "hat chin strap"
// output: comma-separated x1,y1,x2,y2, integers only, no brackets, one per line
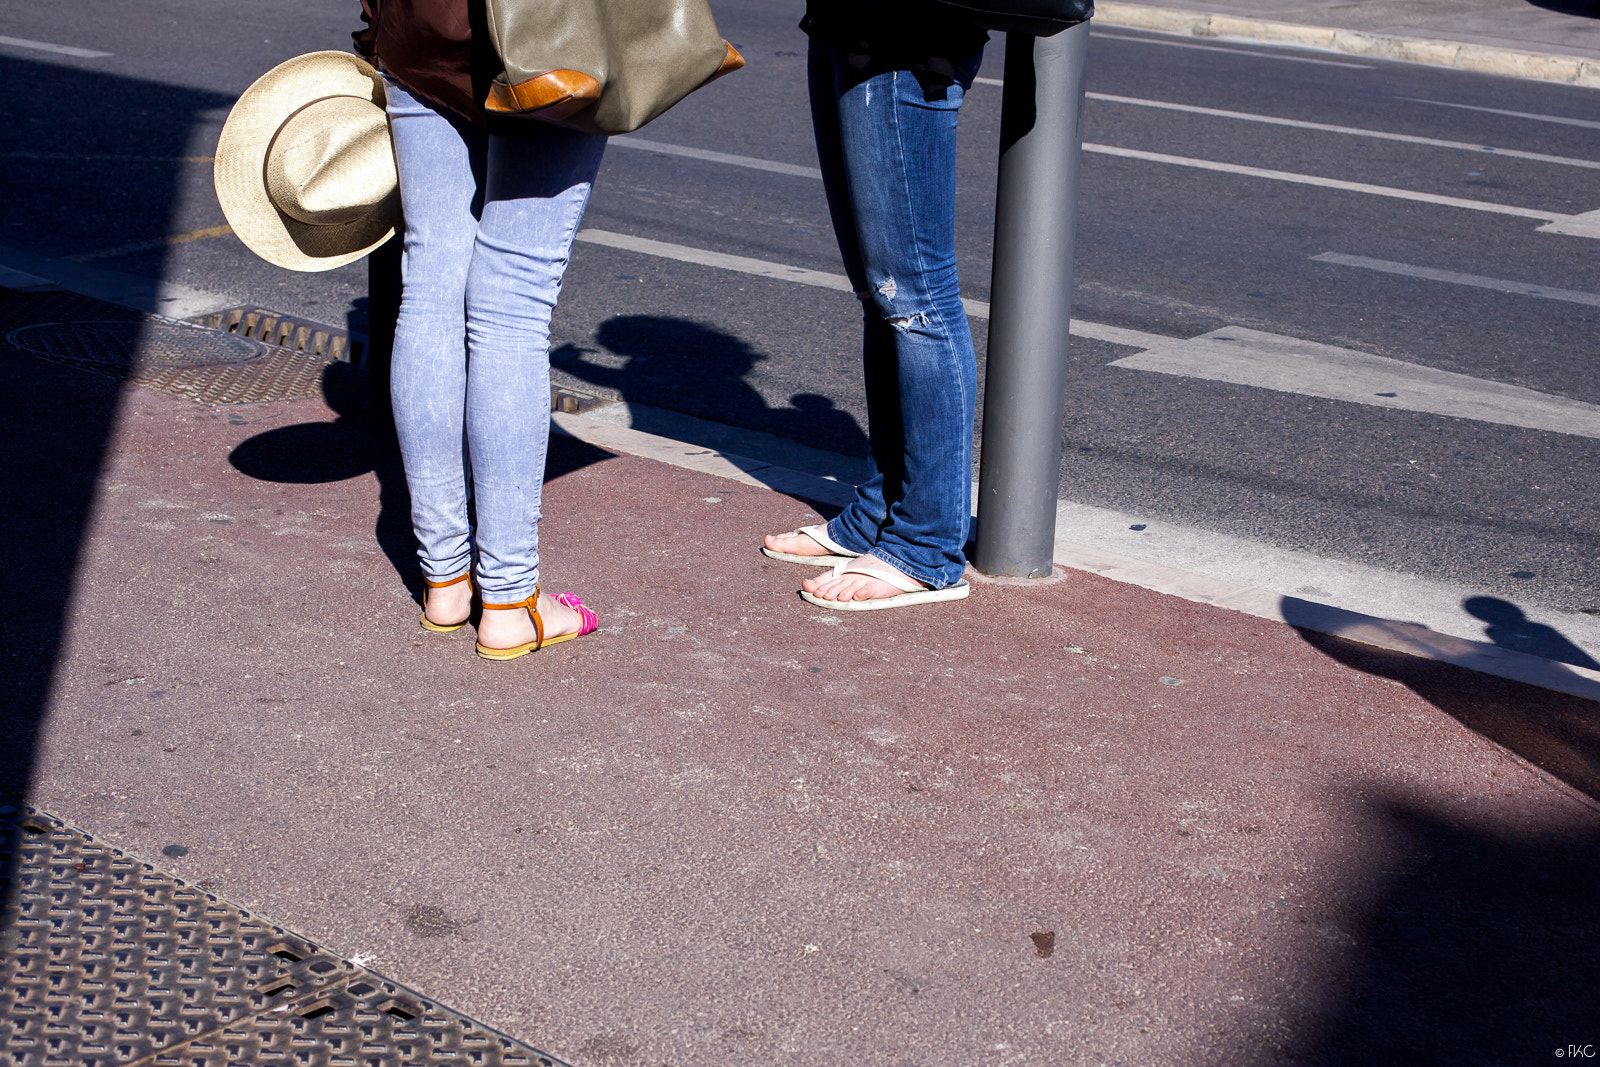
265,96,397,226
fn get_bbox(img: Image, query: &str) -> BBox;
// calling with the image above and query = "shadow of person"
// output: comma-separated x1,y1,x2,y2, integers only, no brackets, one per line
228,365,376,484
0,54,237,832
564,315,774,427
556,315,870,459
1522,0,1598,17
783,393,868,458
229,363,416,595
229,362,613,602
1296,629,1600,801
1294,798,1600,1064
1463,596,1600,670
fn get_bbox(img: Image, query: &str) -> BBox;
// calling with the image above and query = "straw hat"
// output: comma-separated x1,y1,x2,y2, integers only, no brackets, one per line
215,51,400,272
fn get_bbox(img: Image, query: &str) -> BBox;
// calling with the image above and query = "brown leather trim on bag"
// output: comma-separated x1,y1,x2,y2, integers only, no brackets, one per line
484,69,602,118
699,41,745,87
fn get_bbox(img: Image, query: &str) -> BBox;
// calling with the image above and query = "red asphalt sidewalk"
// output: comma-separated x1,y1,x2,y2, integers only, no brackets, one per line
9,356,1598,1066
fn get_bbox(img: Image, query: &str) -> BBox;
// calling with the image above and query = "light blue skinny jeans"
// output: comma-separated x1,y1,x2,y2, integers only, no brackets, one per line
384,78,605,603
809,42,983,590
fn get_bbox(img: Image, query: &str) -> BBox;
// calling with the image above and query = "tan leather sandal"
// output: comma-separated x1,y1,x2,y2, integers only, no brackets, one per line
475,587,599,660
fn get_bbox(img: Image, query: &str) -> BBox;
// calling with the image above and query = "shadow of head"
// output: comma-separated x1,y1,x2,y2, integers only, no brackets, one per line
553,316,769,425
1296,629,1600,802
1462,596,1600,671
228,363,372,484
597,314,763,377
557,316,871,458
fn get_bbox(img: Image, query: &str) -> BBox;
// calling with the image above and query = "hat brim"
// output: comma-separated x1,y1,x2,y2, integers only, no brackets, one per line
215,51,399,273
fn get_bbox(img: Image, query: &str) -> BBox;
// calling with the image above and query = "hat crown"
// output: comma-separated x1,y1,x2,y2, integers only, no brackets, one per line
265,96,396,226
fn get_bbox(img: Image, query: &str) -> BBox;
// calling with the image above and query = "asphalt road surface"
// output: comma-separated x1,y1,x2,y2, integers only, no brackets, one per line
3,0,1598,616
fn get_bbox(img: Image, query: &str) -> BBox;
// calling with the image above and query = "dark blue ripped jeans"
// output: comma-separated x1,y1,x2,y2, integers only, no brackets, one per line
809,40,982,590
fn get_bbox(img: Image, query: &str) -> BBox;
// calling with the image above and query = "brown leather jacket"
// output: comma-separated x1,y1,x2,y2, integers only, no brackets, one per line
353,0,494,124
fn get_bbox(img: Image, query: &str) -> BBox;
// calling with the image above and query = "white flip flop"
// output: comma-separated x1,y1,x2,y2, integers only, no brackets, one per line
799,554,970,611
762,523,860,566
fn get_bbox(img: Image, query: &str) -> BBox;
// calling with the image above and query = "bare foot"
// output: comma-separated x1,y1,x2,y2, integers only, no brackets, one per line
764,530,838,558
423,578,472,627
476,591,582,650
802,554,925,604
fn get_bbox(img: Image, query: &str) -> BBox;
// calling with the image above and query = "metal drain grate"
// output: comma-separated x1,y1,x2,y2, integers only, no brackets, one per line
191,306,368,365
6,320,263,370
0,291,609,411
0,808,569,1067
0,290,363,405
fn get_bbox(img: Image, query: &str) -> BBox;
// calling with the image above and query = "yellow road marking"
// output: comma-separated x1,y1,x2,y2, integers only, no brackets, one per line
167,224,233,245
68,224,235,264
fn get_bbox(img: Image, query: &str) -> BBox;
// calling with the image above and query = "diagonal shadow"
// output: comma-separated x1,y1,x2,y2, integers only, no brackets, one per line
1298,629,1600,801
1523,0,1598,17
0,57,234,871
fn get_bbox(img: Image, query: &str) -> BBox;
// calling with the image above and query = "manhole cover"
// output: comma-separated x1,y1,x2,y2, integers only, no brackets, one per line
5,319,264,370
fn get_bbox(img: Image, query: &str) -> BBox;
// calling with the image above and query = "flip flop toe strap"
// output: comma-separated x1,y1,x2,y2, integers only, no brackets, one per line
831,557,925,594
799,524,855,557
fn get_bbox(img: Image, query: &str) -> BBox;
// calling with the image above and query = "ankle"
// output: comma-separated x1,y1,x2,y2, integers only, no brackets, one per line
425,581,472,621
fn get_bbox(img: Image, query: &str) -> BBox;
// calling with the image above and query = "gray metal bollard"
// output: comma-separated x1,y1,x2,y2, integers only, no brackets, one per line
972,21,1091,578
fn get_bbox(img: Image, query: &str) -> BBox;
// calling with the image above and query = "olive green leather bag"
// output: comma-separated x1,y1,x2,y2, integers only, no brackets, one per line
482,0,744,133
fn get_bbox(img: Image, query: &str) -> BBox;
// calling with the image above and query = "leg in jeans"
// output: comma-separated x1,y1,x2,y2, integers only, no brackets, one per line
385,79,484,622
803,41,980,593
385,77,605,638
466,123,606,614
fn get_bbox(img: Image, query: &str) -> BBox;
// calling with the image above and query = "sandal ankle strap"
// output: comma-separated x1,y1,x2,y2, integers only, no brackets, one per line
423,571,472,590
479,586,544,650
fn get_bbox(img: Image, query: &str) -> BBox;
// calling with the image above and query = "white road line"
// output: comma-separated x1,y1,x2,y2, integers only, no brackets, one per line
0,34,111,58
0,245,234,319
1537,208,1600,239
1089,30,1373,67
583,225,1600,437
608,128,1597,234
1083,92,1600,171
1400,97,1600,132
610,137,822,179
1082,143,1578,225
574,229,1173,349
0,265,52,291
1112,326,1600,439
1312,252,1600,308
577,229,851,291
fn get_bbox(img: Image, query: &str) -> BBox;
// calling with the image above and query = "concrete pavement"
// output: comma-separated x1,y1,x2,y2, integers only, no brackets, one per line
6,0,1600,1054
6,329,1598,1063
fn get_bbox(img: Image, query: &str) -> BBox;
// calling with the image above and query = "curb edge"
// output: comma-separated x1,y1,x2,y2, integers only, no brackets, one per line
551,409,1600,706
1095,1,1600,88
